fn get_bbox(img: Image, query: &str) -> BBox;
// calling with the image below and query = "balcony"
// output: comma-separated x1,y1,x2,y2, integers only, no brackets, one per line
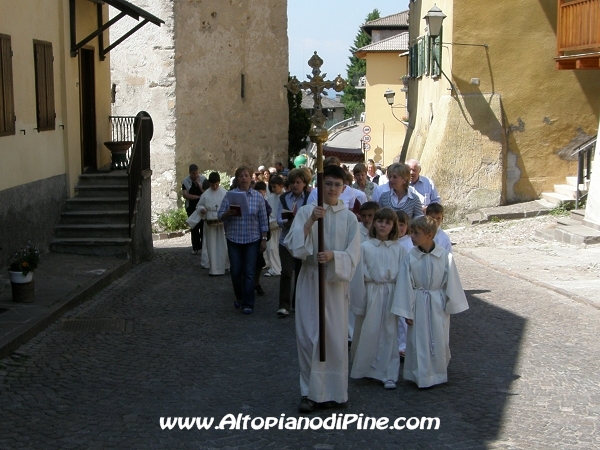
556,0,600,70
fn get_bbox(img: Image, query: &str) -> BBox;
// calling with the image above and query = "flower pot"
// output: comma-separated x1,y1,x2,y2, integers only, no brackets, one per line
8,270,33,284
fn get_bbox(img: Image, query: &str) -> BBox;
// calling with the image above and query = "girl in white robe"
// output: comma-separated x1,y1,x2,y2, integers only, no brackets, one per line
284,166,361,408
392,216,469,388
351,208,407,389
197,174,229,275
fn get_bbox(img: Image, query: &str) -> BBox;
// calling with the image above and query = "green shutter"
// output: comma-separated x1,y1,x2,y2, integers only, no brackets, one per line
431,33,442,77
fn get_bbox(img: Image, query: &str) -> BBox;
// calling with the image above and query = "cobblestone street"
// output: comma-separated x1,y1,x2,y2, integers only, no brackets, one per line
1,235,599,449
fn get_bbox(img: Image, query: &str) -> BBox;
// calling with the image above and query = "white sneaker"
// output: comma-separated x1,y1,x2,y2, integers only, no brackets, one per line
277,308,289,316
384,380,396,390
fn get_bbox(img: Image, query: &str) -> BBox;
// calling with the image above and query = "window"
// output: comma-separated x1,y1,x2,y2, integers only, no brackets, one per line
0,34,15,136
33,40,55,131
409,36,428,78
429,33,442,78
409,32,442,79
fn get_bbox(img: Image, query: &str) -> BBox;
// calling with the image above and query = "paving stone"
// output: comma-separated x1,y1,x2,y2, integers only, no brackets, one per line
0,236,599,448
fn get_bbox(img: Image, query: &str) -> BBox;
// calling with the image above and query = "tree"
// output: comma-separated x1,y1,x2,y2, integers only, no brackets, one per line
341,9,380,119
287,75,311,166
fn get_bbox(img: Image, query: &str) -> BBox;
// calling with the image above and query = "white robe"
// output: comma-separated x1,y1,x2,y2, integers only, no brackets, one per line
284,201,361,403
397,235,413,352
350,239,406,382
392,245,469,388
348,223,370,342
265,192,282,274
197,187,229,275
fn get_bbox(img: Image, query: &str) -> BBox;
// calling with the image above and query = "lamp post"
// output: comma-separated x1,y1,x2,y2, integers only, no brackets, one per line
383,88,407,125
424,4,446,38
285,52,346,362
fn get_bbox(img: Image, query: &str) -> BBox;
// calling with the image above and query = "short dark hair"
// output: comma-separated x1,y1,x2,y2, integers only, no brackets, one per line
426,202,444,215
323,164,346,181
189,164,198,173
353,163,367,175
360,201,379,213
202,179,211,191
208,172,220,183
269,175,284,186
254,181,267,191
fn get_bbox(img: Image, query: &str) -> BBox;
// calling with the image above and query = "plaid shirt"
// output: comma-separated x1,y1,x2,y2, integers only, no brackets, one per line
218,188,269,244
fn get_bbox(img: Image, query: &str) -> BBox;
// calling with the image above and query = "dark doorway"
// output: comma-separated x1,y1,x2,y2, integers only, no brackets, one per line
79,48,97,171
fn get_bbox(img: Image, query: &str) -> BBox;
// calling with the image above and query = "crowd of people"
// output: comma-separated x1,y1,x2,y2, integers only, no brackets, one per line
182,157,469,413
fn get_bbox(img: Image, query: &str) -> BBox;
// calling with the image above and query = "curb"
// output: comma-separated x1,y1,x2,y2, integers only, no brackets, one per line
152,230,189,241
0,259,132,359
455,249,599,311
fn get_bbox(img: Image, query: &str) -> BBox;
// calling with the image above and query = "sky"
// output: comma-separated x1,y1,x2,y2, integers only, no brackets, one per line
287,1,410,83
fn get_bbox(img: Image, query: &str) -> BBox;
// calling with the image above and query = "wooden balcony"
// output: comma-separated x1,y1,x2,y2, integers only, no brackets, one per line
556,0,600,70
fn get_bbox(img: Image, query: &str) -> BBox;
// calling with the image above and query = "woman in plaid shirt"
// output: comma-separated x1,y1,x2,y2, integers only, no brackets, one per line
218,166,269,314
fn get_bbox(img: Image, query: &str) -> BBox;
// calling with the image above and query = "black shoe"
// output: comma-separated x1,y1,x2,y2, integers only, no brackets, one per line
298,397,315,413
255,285,265,296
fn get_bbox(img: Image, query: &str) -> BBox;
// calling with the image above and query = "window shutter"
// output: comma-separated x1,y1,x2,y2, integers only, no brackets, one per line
0,34,15,136
34,41,55,131
418,37,425,77
431,33,442,77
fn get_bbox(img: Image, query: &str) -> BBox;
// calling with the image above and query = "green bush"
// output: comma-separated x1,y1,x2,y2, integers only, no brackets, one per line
156,207,189,232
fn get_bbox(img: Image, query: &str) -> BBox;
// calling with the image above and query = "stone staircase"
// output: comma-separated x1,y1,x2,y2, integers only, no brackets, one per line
535,209,600,246
50,171,132,258
540,176,590,208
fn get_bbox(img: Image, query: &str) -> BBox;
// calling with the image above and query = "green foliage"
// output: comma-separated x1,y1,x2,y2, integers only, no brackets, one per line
340,9,380,119
157,208,189,232
202,170,232,191
9,243,40,275
287,75,311,165
549,202,574,216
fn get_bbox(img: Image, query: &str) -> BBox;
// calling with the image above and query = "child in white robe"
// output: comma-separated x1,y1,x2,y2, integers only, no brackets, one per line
264,176,284,276
284,165,361,413
426,203,452,253
348,201,379,344
197,172,229,275
392,216,469,388
395,210,413,359
351,207,407,389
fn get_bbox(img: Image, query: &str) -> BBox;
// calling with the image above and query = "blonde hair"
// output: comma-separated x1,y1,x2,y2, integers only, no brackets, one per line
410,215,438,236
370,207,400,241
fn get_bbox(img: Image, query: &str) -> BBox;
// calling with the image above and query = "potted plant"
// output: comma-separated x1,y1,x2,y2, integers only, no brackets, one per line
8,243,40,284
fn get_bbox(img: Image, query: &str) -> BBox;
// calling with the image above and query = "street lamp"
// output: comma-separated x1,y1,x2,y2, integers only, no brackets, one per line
424,4,446,38
384,88,395,106
383,88,407,125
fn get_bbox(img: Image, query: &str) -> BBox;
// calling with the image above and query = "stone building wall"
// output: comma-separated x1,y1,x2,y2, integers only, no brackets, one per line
110,0,177,216
110,0,289,216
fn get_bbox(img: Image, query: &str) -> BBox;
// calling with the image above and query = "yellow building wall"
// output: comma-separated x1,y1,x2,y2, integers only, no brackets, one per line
0,0,112,195
404,0,454,161
452,0,600,200
363,53,408,167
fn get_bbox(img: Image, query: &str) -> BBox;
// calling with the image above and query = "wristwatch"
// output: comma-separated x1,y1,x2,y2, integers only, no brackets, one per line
262,236,268,240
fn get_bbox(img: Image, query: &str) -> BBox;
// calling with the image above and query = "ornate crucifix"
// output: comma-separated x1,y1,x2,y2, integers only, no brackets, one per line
286,52,347,361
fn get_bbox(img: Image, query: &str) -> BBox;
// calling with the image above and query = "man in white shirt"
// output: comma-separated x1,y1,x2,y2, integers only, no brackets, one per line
407,159,441,212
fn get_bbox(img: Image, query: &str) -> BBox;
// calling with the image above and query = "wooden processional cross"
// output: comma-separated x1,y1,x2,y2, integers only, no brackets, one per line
286,52,347,362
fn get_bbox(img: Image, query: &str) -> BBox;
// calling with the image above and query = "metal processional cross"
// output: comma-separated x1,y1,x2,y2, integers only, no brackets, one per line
286,52,347,362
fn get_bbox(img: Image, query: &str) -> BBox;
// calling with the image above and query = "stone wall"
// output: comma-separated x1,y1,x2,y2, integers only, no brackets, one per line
173,0,289,181
110,0,289,217
0,175,66,266
110,0,177,217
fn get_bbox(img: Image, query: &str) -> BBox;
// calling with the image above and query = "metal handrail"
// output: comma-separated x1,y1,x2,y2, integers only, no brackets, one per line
327,117,356,135
126,113,152,235
573,135,596,209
